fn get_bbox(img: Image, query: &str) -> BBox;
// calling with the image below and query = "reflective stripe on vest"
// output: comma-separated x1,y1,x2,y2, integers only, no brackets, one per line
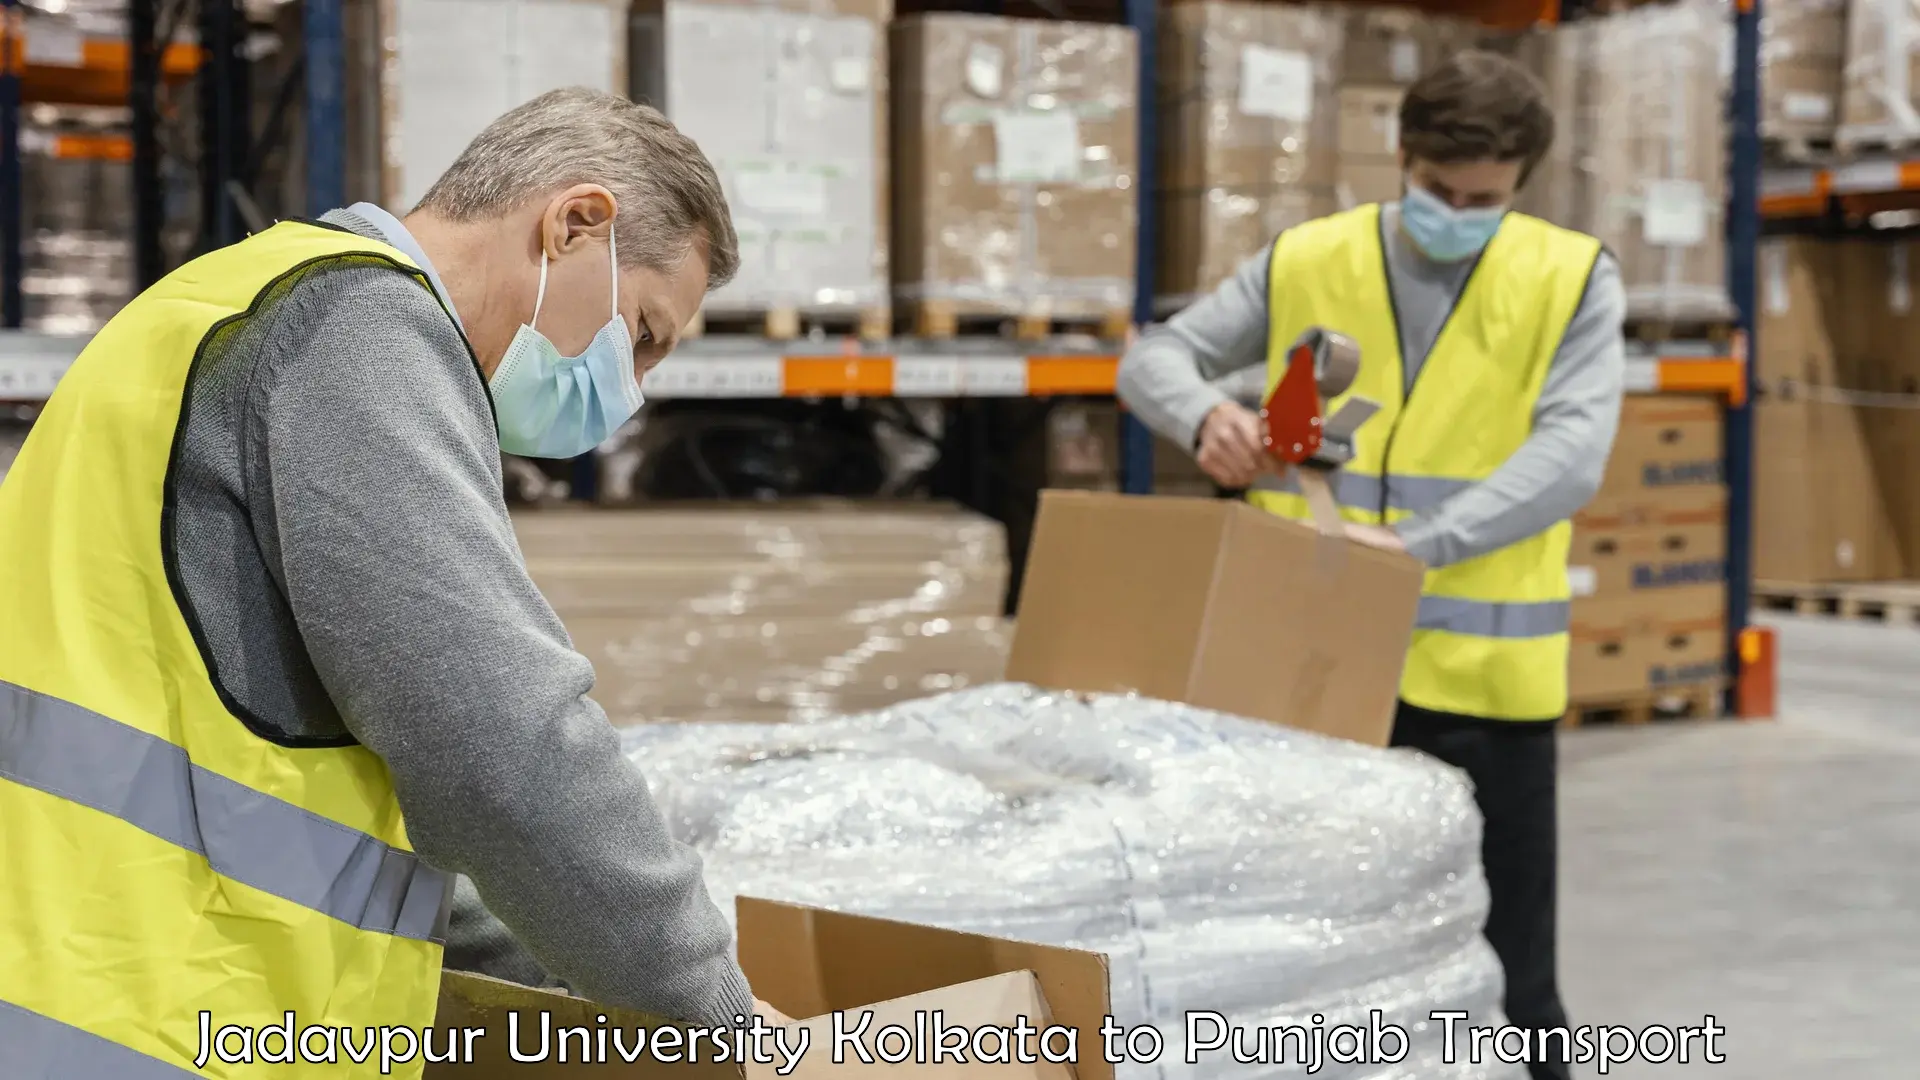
1247,205,1601,720
1,681,452,941
0,220,460,1076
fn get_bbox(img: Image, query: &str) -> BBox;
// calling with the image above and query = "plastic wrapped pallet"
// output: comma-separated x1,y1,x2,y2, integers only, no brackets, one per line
1765,0,1846,145
375,0,628,212
627,685,1521,1080
1839,0,1920,149
19,109,133,335
891,14,1137,334
513,504,1011,723
1157,2,1343,306
1585,0,1735,322
629,0,889,333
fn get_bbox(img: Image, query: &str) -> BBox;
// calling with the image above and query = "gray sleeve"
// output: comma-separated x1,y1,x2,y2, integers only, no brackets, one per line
1395,252,1627,567
251,265,755,1026
1116,246,1272,449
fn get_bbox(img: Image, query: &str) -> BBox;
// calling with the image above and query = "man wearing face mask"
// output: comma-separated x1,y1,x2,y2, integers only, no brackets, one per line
1117,51,1622,1080
0,88,788,1075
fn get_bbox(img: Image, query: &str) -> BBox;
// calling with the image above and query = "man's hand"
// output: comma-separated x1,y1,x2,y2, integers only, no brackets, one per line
1195,402,1269,489
1344,522,1408,554
754,998,795,1026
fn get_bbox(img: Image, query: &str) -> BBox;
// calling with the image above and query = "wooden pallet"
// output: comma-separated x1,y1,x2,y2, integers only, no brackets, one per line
1762,135,1836,166
905,300,1132,343
686,306,890,343
1563,683,1724,728
1834,131,1920,157
1754,580,1920,624
1623,317,1739,347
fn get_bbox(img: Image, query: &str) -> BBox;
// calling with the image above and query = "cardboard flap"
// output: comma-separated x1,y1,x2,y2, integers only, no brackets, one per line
428,971,743,1079
737,898,1112,1080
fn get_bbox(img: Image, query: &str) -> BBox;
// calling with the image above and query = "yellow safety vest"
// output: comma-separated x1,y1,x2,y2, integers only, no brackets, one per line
1248,205,1602,721
0,221,456,1077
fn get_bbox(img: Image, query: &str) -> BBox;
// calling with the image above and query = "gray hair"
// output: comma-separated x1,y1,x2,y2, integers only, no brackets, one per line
414,87,738,290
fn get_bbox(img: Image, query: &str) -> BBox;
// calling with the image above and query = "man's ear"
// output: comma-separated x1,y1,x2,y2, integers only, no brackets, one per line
541,184,617,259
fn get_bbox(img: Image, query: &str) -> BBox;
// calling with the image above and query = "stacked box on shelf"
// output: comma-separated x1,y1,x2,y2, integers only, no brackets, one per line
1763,0,1846,146
1333,5,1480,208
1043,401,1217,496
1825,238,1920,575
1839,0,1920,150
629,0,890,339
890,14,1137,338
1155,1,1342,307
370,0,629,213
20,114,133,335
1479,23,1592,232
1567,396,1728,704
513,504,1011,724
1584,0,1735,324
1753,236,1905,583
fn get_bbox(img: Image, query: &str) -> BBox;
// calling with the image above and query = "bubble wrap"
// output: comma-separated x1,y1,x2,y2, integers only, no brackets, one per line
626,684,1521,1079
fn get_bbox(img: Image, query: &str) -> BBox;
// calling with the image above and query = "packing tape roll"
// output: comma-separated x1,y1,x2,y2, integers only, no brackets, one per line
1314,330,1362,399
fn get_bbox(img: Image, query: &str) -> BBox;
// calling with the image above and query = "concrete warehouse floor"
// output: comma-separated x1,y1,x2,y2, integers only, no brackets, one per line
1560,614,1918,1078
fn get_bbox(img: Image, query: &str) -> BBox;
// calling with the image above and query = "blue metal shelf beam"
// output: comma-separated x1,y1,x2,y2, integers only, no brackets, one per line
1725,0,1760,661
1119,0,1155,494
303,0,347,217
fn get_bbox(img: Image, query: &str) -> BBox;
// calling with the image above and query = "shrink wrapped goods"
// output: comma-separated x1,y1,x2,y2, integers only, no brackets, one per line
1840,0,1920,148
1157,1,1343,306
1584,0,1736,322
629,0,890,322
626,684,1523,1080
890,14,1138,325
1765,0,1846,143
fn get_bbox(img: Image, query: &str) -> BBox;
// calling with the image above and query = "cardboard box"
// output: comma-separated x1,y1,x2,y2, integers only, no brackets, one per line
1157,0,1342,302
429,897,1110,1078
1046,402,1121,490
629,0,889,319
1569,585,1725,701
1480,24,1592,232
1569,487,1728,598
891,14,1137,321
1333,85,1402,208
1340,5,1478,87
1585,0,1734,322
1763,0,1845,142
1602,395,1725,494
1839,0,1920,149
1006,490,1425,745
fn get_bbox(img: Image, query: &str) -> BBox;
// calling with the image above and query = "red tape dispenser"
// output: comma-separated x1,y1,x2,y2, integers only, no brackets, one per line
1258,327,1378,540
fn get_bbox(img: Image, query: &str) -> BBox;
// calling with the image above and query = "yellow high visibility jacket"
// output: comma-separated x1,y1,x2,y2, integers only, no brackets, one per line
1248,205,1602,721
0,221,456,1077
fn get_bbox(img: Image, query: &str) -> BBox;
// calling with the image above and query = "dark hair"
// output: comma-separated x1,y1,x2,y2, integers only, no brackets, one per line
1398,50,1555,184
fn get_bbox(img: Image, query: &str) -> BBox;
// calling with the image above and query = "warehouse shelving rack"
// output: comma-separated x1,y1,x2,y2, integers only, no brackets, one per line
0,0,1768,704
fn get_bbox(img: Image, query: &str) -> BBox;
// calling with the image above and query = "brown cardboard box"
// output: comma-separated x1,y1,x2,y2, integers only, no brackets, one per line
1334,85,1404,207
1602,395,1725,494
1006,490,1425,745
1764,0,1845,142
1585,0,1734,322
1839,0,1920,149
429,897,1111,1079
1337,156,1403,209
1047,402,1120,490
1570,487,1728,598
892,14,1137,321
1481,24,1592,232
1157,1,1342,302
628,0,890,319
1340,5,1478,87
1569,585,1725,702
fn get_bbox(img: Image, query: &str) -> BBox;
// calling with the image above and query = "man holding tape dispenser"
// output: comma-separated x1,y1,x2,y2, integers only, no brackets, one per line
1118,51,1626,1080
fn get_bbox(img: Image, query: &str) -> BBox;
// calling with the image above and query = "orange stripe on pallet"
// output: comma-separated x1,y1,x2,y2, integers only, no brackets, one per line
1657,357,1746,405
48,133,131,160
781,357,894,396
1025,356,1119,396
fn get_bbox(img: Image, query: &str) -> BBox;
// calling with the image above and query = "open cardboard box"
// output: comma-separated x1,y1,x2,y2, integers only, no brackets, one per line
428,897,1112,1078
1005,490,1425,746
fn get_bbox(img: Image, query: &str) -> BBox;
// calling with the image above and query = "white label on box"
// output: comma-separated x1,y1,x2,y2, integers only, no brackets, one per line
1837,540,1856,569
1389,38,1420,82
965,41,1004,98
1763,243,1789,315
1642,179,1708,247
1719,25,1735,81
1782,92,1833,122
26,23,85,67
700,358,785,398
893,356,963,396
1568,566,1598,598
959,358,1029,396
1382,113,1400,153
734,168,827,218
1237,45,1314,122
830,56,871,94
1892,247,1913,314
993,111,1082,184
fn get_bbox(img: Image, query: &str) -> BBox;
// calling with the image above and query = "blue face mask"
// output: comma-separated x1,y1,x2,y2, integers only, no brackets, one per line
1400,183,1507,263
488,231,643,460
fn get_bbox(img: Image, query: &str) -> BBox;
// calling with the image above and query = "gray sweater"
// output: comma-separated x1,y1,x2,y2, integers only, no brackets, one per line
1118,204,1627,568
166,207,755,1024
